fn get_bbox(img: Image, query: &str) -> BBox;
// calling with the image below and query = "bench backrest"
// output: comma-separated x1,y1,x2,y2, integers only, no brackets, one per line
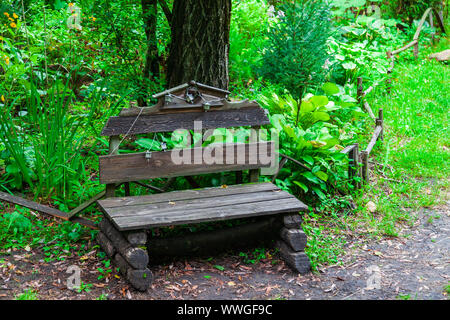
99,141,274,184
99,101,275,185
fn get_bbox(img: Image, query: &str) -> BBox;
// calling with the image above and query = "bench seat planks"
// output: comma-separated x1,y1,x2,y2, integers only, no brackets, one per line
98,182,307,231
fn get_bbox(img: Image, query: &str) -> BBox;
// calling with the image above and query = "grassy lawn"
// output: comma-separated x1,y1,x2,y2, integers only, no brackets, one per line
304,39,449,268
363,39,449,235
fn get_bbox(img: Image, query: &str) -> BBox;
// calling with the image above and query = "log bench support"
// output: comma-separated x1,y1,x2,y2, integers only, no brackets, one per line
97,218,152,291
97,211,311,291
276,213,310,274
96,183,311,290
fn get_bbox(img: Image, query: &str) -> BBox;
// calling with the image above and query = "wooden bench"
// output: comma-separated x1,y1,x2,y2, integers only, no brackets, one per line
95,82,310,291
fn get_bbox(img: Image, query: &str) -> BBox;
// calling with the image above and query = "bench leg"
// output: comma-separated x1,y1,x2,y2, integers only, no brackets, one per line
276,213,311,274
97,217,152,292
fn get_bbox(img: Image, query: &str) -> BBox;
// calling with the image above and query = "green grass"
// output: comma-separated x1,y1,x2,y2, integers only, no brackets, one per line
361,38,449,235
15,289,38,300
303,38,449,268
0,203,96,261
444,282,450,296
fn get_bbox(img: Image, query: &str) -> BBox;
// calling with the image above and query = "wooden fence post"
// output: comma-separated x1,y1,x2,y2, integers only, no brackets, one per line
413,41,419,59
429,12,435,45
361,150,369,183
249,125,260,182
106,136,120,198
357,77,363,103
349,143,361,189
377,109,384,141
386,51,393,94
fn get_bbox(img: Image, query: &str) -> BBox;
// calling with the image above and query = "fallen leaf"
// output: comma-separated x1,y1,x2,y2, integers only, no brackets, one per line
373,250,383,257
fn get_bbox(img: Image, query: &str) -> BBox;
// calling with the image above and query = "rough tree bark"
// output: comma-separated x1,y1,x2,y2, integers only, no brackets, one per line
167,0,231,90
140,0,159,106
142,0,159,81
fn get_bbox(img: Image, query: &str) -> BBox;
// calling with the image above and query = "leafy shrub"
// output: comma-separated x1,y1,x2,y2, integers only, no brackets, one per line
0,79,123,204
259,82,364,201
260,0,333,100
229,0,274,88
327,1,410,85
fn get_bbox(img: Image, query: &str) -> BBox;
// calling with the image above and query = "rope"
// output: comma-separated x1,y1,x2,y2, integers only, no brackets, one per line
109,105,145,155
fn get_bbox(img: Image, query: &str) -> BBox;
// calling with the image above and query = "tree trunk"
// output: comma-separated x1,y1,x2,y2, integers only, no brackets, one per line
141,0,159,106
167,0,231,90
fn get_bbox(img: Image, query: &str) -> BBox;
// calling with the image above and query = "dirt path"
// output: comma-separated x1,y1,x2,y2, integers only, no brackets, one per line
1,202,448,300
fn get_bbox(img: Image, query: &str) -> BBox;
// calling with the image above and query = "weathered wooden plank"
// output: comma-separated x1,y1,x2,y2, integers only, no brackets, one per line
276,240,310,274
392,39,418,55
361,150,369,183
98,182,279,209
357,77,363,102
0,191,68,220
120,99,260,117
0,191,97,229
106,136,120,198
99,142,274,184
68,190,105,219
413,8,433,40
344,143,361,188
101,107,270,136
378,109,384,141
361,85,373,98
363,101,376,121
280,228,307,252
365,125,382,155
110,197,306,231
340,144,356,155
190,81,231,96
432,8,446,35
106,190,295,218
152,83,189,99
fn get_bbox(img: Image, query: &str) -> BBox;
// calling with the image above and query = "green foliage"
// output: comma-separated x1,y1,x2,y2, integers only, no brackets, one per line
229,0,274,87
327,0,411,85
259,82,365,201
239,248,270,264
2,207,32,235
15,289,38,300
444,282,450,295
76,281,93,293
0,203,95,262
0,79,122,204
328,18,404,84
260,0,333,98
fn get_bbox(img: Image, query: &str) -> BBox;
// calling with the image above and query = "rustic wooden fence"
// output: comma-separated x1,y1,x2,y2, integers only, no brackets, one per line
340,7,446,187
340,77,383,187
386,7,446,93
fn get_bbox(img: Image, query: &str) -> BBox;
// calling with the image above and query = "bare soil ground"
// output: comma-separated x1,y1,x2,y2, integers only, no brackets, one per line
0,203,448,300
